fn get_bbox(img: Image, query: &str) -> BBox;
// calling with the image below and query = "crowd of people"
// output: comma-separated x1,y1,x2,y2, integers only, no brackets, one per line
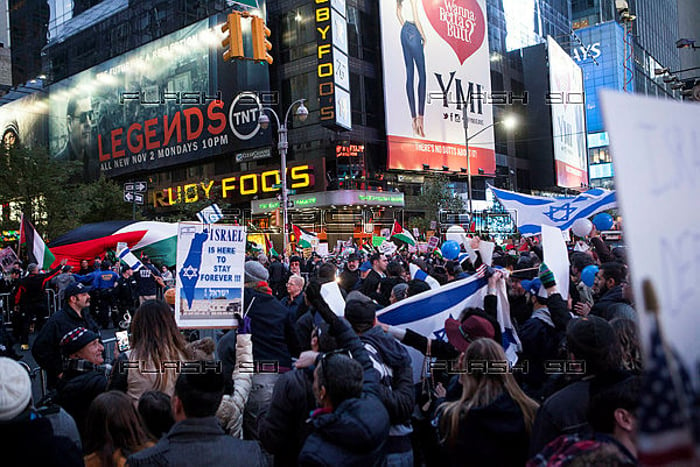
0,230,665,466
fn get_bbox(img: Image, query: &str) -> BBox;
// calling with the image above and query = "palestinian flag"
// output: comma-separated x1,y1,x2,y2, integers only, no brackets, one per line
291,224,317,249
390,221,416,246
264,234,278,257
360,241,374,255
49,221,178,268
20,215,55,270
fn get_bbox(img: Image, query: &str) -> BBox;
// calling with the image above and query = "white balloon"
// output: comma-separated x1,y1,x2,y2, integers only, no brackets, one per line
572,218,593,237
445,225,466,243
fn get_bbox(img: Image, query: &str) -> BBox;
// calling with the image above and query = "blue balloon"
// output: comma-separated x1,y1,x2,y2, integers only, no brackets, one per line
441,240,461,260
581,265,599,288
592,213,614,231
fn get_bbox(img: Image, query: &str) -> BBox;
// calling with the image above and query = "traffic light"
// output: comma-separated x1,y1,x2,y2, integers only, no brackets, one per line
251,16,273,64
221,12,244,61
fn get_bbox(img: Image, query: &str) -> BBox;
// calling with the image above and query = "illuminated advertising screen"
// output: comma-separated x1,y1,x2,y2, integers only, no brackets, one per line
379,0,495,173
547,36,588,188
570,22,627,134
48,11,271,180
0,92,48,149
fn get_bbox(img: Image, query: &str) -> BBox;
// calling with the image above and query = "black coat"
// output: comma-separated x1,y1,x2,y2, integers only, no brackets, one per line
245,288,300,368
258,367,316,467
298,299,390,466
437,392,532,467
54,366,108,439
591,285,628,321
0,409,84,467
32,306,101,384
360,270,387,306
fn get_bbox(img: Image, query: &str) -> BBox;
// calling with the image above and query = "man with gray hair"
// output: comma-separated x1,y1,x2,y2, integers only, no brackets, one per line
281,274,306,319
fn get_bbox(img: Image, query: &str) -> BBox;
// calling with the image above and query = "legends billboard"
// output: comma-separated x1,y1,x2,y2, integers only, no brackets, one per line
48,11,271,180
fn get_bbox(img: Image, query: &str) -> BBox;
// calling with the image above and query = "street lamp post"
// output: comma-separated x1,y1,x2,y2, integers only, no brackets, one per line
462,107,517,217
259,99,308,255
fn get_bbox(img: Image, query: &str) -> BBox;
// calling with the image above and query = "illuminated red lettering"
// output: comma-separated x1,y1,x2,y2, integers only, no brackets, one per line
183,107,204,140
207,101,226,135
98,134,110,161
126,123,143,154
163,113,182,147
144,118,160,150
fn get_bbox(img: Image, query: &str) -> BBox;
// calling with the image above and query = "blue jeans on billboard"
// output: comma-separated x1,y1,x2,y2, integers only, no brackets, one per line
401,21,426,119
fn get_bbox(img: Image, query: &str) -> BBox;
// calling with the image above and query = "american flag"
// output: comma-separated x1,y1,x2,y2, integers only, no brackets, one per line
637,313,696,465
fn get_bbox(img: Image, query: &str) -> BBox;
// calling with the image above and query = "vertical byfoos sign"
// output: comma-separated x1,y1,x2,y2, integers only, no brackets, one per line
315,0,351,130
175,223,246,328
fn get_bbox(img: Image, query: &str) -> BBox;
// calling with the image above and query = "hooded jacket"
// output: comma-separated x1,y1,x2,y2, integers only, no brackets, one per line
298,296,390,466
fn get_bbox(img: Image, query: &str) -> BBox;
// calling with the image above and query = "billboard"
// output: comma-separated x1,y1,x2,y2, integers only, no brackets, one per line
570,21,627,134
0,92,48,149
547,36,588,188
379,0,495,173
48,11,271,180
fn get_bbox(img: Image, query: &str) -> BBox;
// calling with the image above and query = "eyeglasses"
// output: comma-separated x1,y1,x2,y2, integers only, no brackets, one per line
74,110,93,124
319,347,353,389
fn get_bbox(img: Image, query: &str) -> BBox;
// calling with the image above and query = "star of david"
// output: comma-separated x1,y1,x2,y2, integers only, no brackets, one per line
433,314,454,341
543,203,577,222
181,265,199,280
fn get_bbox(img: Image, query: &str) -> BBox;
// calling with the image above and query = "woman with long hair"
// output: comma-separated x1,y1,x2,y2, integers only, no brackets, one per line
437,338,539,466
109,300,191,403
397,0,427,137
83,391,154,467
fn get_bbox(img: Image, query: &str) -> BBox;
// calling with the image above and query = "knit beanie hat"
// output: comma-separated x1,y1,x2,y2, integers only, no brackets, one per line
60,327,100,356
245,260,269,284
0,357,32,421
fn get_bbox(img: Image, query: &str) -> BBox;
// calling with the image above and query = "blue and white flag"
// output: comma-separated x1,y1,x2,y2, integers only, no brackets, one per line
489,184,617,236
409,263,441,290
117,246,143,271
378,274,521,382
196,204,224,224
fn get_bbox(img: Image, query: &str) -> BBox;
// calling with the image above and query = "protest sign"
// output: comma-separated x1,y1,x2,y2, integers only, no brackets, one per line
601,91,699,461
175,223,245,328
541,224,570,301
0,247,19,272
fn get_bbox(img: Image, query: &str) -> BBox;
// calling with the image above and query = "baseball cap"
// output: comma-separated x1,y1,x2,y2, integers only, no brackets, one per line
64,282,93,299
359,261,372,272
521,277,547,298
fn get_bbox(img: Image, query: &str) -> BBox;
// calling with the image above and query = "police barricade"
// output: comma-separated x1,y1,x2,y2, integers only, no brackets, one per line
45,288,59,318
0,292,11,325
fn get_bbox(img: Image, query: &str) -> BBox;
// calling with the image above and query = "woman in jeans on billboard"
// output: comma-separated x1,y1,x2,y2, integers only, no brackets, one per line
397,0,427,137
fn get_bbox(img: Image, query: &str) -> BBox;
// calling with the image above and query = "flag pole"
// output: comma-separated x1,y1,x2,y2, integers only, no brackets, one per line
17,212,23,262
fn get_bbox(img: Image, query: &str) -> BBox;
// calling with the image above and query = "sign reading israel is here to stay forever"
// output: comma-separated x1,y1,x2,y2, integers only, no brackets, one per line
175,223,245,328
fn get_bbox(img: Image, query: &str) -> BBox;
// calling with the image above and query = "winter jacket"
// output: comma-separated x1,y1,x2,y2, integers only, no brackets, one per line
216,334,253,439
436,392,532,467
338,268,360,293
127,417,266,467
360,270,388,306
54,361,108,439
529,378,594,457
281,293,306,321
591,285,629,321
15,266,61,307
518,307,565,399
32,305,101,383
298,300,390,466
258,367,317,467
1,408,84,467
245,287,300,368
134,263,161,296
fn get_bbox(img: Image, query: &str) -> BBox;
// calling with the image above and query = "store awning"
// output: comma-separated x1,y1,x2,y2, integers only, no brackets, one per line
251,190,405,215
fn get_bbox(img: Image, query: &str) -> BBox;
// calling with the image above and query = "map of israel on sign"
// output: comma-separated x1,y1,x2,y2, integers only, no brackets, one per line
175,223,246,328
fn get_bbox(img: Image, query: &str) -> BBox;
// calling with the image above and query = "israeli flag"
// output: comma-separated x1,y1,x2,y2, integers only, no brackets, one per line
378,274,521,382
117,246,143,271
409,263,441,290
489,184,617,236
197,204,224,224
